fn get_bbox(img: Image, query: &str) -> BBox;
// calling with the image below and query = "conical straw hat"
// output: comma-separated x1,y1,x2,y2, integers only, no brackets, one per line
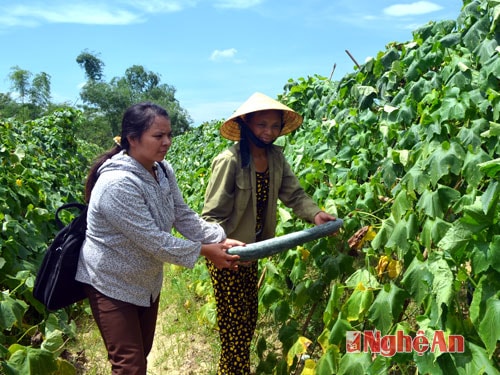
220,92,303,141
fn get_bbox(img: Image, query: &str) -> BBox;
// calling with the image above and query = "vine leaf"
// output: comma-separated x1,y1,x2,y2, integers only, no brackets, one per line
416,185,461,219
315,345,340,375
367,283,408,335
489,236,500,274
426,142,465,186
328,314,353,347
342,288,374,323
478,298,500,358
338,352,372,375
286,336,312,367
0,292,28,331
428,255,454,323
401,257,433,305
437,221,472,254
6,345,58,375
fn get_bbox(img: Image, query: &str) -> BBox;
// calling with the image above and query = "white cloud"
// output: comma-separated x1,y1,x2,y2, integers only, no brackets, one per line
0,0,191,28
384,1,443,17
213,0,264,10
210,48,241,62
121,0,197,13
2,3,138,26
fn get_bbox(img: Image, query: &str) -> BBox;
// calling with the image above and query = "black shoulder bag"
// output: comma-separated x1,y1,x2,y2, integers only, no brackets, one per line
33,202,88,310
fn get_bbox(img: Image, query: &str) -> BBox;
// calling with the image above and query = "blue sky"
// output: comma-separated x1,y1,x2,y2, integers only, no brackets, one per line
0,0,463,126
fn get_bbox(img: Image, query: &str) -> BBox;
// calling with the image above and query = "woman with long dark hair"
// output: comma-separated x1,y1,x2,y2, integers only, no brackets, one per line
76,102,242,374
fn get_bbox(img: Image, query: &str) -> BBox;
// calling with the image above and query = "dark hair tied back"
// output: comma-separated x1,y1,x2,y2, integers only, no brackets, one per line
84,102,170,202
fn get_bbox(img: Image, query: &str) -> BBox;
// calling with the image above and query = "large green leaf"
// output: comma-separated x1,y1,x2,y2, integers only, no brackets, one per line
438,93,468,121
477,297,500,358
470,241,493,274
6,346,58,375
259,283,283,308
400,161,432,194
338,352,372,375
391,190,413,220
425,141,465,186
489,235,500,274
401,257,432,305
323,284,344,325
462,148,493,187
421,217,452,250
481,180,499,215
463,7,491,50
437,221,473,255
328,314,353,347
469,274,500,326
451,341,500,375
288,257,306,285
367,283,408,335
40,329,65,357
344,269,380,289
342,288,374,323
0,292,28,331
479,158,500,178
428,254,454,324
371,217,395,250
316,345,341,375
461,196,497,232
416,184,461,219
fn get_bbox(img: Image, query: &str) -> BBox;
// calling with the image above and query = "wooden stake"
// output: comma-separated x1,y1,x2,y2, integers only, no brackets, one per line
329,63,336,80
345,49,361,69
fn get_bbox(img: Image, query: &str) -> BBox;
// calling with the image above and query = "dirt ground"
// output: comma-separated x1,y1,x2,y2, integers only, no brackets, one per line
147,330,217,375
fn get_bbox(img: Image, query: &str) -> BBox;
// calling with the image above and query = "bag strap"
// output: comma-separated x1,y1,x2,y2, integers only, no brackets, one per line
55,202,87,229
54,164,166,229
157,162,168,179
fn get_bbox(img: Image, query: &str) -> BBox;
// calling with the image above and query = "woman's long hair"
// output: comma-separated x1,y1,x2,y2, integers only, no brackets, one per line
84,102,169,202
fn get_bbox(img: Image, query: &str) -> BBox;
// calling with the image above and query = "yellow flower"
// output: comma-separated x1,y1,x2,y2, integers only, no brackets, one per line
16,179,22,187
387,259,402,279
301,359,316,374
355,281,366,291
297,246,310,261
376,255,403,279
376,255,390,278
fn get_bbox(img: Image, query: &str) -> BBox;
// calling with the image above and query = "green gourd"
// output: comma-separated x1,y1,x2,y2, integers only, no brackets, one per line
227,219,343,261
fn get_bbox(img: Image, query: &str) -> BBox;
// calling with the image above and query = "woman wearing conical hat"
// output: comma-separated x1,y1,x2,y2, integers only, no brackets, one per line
202,92,336,374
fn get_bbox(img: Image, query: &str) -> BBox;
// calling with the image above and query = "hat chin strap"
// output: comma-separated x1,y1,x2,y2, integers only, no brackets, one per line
239,124,274,168
242,125,273,148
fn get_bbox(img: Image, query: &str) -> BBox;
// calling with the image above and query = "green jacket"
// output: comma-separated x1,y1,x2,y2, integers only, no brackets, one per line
202,143,322,243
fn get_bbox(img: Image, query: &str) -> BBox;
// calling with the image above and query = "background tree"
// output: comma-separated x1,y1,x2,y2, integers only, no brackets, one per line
76,51,192,146
6,66,52,120
29,72,51,109
0,93,18,118
76,50,105,82
8,65,31,104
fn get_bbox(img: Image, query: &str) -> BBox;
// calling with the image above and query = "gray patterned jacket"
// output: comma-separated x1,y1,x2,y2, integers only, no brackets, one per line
76,151,226,306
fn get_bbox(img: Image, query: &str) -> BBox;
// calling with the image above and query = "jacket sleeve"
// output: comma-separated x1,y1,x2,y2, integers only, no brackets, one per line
201,151,238,229
94,177,203,267
163,162,226,243
278,156,322,223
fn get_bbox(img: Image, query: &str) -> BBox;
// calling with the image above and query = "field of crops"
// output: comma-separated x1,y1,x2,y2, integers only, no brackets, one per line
1,1,499,374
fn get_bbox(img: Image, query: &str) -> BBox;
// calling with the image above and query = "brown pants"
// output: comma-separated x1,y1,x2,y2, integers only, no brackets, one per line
84,285,160,375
